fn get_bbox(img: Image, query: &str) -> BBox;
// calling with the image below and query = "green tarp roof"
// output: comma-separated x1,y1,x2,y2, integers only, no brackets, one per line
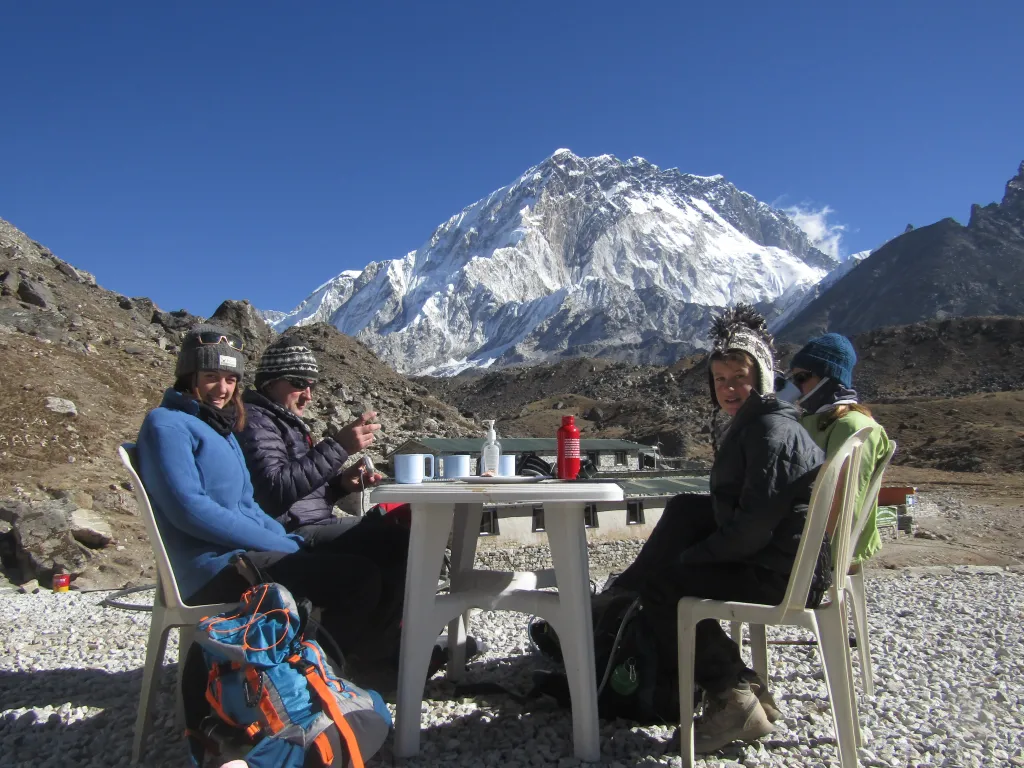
390,437,654,456
618,476,709,497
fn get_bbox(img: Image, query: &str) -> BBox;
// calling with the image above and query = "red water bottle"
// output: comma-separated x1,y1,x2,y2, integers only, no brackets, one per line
557,415,581,480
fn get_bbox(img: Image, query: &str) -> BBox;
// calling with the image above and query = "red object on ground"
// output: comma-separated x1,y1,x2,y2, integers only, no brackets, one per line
52,573,70,592
557,415,581,480
376,502,412,527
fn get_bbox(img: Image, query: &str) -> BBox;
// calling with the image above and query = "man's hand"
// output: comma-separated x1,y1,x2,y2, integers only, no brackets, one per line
336,411,382,454
334,463,383,494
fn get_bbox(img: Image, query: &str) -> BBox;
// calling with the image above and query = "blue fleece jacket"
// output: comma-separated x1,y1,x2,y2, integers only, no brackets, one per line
136,389,301,599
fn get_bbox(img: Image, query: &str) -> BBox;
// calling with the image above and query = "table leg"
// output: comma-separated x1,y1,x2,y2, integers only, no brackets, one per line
395,502,454,759
447,502,482,681
545,502,600,762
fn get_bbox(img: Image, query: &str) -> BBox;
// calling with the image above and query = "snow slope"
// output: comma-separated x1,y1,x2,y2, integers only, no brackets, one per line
268,150,838,374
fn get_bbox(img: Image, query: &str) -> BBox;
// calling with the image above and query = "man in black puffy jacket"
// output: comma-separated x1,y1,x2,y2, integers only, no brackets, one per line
235,337,479,680
612,305,827,753
238,336,380,535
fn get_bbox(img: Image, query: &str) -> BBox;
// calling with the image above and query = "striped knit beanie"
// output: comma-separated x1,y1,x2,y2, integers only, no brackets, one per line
255,337,320,390
706,303,776,407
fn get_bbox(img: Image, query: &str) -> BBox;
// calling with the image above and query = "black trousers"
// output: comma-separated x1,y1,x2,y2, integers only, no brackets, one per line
614,494,789,694
189,514,410,663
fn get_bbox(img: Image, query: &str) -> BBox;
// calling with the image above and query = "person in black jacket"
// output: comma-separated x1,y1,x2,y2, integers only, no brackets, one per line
236,337,413,572
238,337,381,534
612,305,827,753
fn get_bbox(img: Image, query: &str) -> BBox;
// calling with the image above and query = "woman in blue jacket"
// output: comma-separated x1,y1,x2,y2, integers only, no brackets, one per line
136,325,402,664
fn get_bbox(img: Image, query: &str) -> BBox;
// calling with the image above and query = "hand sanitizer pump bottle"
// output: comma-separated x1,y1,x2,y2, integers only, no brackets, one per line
481,420,501,476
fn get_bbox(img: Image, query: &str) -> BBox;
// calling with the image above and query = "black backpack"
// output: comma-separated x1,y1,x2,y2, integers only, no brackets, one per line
529,588,683,725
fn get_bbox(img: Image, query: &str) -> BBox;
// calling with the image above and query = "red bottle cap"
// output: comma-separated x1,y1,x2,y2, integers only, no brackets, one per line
561,415,574,426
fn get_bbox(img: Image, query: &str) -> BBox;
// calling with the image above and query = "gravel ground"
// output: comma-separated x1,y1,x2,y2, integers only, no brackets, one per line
2,552,1024,768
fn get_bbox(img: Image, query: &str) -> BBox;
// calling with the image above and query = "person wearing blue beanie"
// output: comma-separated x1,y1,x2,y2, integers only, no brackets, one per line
787,333,893,565
789,333,857,388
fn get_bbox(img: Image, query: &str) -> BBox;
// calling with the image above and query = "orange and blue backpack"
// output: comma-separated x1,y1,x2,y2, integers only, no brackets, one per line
183,582,392,768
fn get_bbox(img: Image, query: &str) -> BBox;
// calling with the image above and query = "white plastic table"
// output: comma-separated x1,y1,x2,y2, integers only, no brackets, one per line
369,479,624,761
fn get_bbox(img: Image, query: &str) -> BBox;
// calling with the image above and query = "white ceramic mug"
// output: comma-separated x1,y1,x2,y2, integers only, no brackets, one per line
394,453,435,484
443,454,471,478
498,454,516,477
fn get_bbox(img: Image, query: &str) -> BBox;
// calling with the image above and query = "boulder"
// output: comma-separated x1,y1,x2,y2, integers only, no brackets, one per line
17,278,55,309
70,508,114,548
0,498,91,578
210,299,276,361
0,305,66,343
44,396,78,416
0,269,19,297
152,308,203,334
54,260,86,283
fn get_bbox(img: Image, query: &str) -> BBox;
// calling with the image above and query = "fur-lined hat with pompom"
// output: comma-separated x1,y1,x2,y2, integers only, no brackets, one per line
706,303,776,409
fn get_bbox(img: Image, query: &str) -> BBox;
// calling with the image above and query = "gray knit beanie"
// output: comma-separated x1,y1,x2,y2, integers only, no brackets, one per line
255,337,320,390
175,324,246,379
706,304,776,408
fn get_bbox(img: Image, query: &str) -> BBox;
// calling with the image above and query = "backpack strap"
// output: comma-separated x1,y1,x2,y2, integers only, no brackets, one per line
243,666,289,735
205,663,243,729
291,657,366,768
313,731,335,765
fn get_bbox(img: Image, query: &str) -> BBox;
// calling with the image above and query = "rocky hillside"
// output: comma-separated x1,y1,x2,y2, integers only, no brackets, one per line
419,316,1024,470
2,211,1023,594
0,218,476,591
778,161,1024,342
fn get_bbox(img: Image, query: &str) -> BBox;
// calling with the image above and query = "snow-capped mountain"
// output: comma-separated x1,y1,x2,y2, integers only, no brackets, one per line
267,150,839,374
766,248,872,332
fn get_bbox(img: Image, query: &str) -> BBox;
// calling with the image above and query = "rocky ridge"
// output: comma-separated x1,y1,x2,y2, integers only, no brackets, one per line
419,315,1024,470
779,161,1024,341
0,218,477,590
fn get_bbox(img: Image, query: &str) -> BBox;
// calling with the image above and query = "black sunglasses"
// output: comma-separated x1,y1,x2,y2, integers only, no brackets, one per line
788,371,815,386
196,332,244,351
283,376,316,391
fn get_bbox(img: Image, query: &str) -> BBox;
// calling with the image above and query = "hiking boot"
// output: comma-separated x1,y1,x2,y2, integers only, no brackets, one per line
742,670,782,723
692,685,774,754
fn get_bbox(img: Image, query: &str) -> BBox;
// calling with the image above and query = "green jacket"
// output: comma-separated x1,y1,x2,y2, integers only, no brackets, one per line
800,408,892,564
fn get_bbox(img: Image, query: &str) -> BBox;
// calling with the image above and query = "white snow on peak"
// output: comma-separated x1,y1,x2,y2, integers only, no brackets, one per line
265,152,842,374
768,246,875,332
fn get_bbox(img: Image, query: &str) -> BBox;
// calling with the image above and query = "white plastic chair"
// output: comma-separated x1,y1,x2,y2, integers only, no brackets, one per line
677,427,871,768
844,439,896,696
118,444,238,766
731,439,897,697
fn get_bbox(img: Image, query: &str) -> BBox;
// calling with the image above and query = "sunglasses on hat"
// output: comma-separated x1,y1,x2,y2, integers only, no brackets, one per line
196,331,244,351
283,376,316,391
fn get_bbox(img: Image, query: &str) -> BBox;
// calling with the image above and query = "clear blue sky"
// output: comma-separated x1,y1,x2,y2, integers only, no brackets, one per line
3,1,1021,317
